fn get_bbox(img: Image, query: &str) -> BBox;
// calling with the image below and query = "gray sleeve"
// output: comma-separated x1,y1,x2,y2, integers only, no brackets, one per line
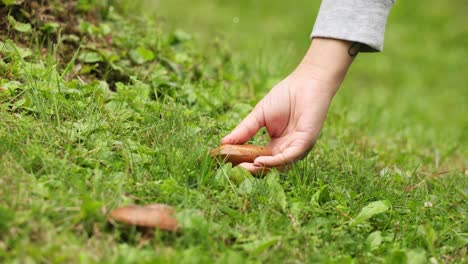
311,0,395,52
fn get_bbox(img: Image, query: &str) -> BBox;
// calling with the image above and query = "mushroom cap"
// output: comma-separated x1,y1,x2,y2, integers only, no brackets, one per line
211,144,272,165
107,203,178,231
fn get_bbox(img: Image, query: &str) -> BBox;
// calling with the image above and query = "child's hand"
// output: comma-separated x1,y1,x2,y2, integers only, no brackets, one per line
222,38,355,173
221,72,335,173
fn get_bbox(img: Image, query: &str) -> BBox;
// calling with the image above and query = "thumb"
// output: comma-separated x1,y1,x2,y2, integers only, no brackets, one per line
221,106,265,145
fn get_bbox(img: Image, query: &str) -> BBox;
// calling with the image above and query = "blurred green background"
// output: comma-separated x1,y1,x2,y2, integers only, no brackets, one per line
154,0,467,160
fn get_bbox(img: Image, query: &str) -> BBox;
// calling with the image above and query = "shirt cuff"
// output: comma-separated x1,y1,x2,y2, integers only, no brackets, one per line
311,0,395,52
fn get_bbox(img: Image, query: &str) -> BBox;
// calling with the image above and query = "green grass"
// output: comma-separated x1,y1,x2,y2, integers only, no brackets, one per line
1,0,467,263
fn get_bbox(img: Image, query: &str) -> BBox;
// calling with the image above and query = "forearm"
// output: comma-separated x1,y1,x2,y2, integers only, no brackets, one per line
293,38,355,96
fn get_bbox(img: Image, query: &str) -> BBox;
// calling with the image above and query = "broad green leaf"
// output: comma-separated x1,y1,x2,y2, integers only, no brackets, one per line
172,29,192,44
78,197,104,222
266,172,287,210
61,34,81,44
237,236,281,255
386,250,407,263
214,163,232,186
41,22,60,33
174,52,190,64
7,16,32,33
1,0,19,6
0,80,21,94
405,249,427,264
230,166,252,185
0,40,32,59
418,223,438,257
79,21,94,35
351,200,391,226
176,209,207,230
366,231,382,251
129,47,154,64
136,47,154,61
12,98,27,110
79,51,103,63
310,184,330,206
265,170,280,184
99,23,112,35
237,178,254,195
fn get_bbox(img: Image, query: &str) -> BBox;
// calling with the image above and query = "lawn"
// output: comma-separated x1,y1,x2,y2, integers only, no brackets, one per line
0,0,466,263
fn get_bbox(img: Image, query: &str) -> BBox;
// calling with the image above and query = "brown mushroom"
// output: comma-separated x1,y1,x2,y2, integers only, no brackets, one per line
107,203,179,232
211,144,272,166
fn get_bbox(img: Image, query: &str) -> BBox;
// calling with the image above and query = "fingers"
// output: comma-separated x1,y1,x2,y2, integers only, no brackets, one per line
238,163,270,176
221,107,264,145
253,146,305,168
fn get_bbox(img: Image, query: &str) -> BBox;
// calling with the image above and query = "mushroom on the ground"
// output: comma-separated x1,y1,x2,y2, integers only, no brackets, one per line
211,144,272,165
107,203,178,232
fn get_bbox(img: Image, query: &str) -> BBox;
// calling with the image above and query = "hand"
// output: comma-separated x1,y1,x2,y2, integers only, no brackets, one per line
221,38,355,174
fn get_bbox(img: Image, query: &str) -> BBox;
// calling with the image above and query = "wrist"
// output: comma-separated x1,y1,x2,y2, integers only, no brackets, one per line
294,38,354,91
285,71,339,102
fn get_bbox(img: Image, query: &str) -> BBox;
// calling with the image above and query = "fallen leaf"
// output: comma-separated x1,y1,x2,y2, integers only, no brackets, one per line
107,203,179,232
